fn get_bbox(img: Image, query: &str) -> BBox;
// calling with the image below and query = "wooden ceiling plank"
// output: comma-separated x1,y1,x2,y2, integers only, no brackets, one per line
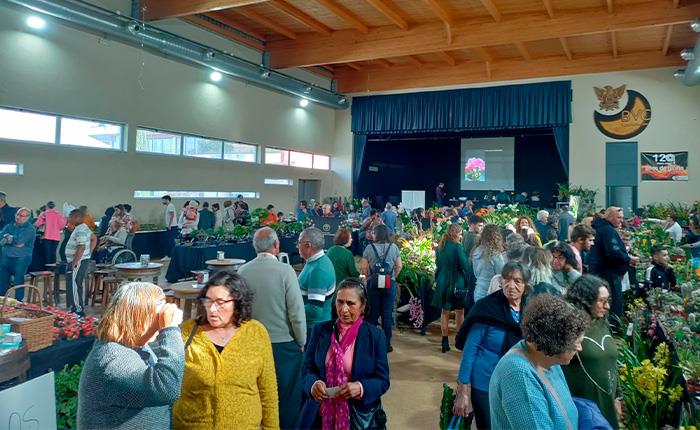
315,0,369,33
376,58,393,68
479,0,502,22
423,0,454,25
543,0,554,18
365,0,409,30
269,2,698,68
485,61,491,79
473,46,493,62
208,11,267,41
662,24,674,55
337,51,685,93
235,7,297,39
270,0,332,35
611,31,618,57
559,37,572,60
143,0,269,21
407,55,423,66
673,0,680,7
182,15,265,50
346,62,362,70
606,0,613,13
436,51,456,66
515,41,532,60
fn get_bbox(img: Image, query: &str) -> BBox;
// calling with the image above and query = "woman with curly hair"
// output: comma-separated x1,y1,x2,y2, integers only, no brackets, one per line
489,294,589,429
547,241,582,291
515,216,542,247
564,275,621,429
173,271,279,430
471,224,506,302
433,223,469,353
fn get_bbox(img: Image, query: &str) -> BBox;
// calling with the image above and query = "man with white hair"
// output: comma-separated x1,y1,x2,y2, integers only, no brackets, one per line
297,227,336,341
0,208,36,301
534,209,550,240
381,202,398,235
238,227,306,429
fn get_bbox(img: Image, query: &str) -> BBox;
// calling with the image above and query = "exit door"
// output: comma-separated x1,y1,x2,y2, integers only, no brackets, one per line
298,179,321,204
605,141,638,211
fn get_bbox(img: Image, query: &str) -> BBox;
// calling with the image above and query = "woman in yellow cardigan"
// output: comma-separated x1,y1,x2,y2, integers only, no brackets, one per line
172,271,279,430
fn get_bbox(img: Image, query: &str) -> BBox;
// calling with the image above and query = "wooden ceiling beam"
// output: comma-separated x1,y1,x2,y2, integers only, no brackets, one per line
365,0,409,30
611,31,618,57
662,25,674,56
472,46,493,62
606,0,614,13
406,55,423,66
485,61,491,79
375,58,393,68
479,0,502,22
143,0,269,21
182,15,265,50
515,41,532,61
336,51,685,93
235,7,297,39
436,51,457,66
315,0,369,33
423,0,454,44
345,62,362,71
269,1,698,68
270,0,332,35
208,11,267,41
559,37,572,60
543,0,554,18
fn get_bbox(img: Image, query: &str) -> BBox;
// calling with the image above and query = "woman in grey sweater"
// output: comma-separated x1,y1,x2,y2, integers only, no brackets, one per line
78,282,185,430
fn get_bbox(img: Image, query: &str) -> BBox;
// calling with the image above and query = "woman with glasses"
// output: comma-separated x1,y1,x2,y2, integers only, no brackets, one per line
547,241,582,292
453,262,530,429
78,282,184,430
172,271,279,430
564,275,621,429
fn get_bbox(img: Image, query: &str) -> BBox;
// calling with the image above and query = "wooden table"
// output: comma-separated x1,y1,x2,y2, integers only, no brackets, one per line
205,258,246,273
114,262,163,283
0,342,29,384
168,282,204,319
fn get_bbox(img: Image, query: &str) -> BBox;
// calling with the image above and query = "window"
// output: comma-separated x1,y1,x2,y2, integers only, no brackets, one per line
0,108,56,143
313,154,330,170
133,190,259,199
183,136,222,159
289,151,313,168
60,117,123,150
224,141,257,163
0,162,23,175
136,129,181,155
265,147,289,166
264,178,293,186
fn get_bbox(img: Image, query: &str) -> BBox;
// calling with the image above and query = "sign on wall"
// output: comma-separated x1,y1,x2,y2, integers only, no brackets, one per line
640,152,688,181
0,372,57,430
593,85,651,140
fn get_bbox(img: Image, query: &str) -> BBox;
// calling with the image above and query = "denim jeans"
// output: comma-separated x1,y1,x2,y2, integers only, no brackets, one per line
0,255,32,301
366,281,397,348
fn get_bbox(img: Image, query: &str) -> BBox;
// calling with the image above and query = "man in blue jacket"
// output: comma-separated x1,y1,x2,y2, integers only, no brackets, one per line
0,208,36,301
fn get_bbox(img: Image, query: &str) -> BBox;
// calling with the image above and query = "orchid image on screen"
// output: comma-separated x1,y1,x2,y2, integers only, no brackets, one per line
464,157,486,182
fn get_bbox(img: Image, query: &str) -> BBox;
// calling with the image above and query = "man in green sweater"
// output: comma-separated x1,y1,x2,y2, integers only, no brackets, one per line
297,227,336,342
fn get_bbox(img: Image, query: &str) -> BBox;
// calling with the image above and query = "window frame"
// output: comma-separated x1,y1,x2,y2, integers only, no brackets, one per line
0,162,24,175
264,146,330,170
133,190,260,200
264,178,294,186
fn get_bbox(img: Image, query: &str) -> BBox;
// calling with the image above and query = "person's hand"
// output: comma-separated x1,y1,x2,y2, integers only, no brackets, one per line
453,392,473,417
614,398,623,422
71,260,78,269
505,223,516,233
311,380,328,402
337,382,362,400
158,303,183,329
629,256,640,266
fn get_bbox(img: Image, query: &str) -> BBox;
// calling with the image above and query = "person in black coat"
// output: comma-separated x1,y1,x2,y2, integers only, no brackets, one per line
588,207,639,321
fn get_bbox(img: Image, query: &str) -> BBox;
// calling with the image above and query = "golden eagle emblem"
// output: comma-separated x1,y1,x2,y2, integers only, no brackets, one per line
594,85,626,111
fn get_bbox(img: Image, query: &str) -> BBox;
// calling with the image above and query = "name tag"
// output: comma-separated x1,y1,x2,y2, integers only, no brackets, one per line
377,274,386,289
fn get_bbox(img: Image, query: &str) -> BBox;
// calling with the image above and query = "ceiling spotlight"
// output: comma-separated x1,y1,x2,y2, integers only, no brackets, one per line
691,18,700,33
338,97,347,105
303,86,312,94
26,15,46,30
299,98,309,108
681,48,696,61
260,69,271,79
210,71,223,82
673,69,686,79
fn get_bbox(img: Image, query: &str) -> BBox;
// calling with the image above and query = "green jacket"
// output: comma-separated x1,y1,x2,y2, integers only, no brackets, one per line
436,241,469,292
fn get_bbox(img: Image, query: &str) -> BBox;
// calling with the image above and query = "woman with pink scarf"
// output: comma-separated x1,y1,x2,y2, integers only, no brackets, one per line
299,278,390,430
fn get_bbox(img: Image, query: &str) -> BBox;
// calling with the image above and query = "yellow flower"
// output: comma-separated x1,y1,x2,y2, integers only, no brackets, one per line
654,343,671,367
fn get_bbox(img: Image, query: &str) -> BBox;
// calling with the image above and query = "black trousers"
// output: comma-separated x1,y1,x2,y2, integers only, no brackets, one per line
602,272,624,325
272,341,304,430
471,387,491,430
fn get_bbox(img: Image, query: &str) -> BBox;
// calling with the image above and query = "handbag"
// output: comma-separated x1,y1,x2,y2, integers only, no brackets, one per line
349,402,387,430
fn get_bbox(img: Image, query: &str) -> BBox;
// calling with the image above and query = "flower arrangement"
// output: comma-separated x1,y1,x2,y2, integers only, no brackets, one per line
396,233,436,297
408,296,424,329
464,157,485,182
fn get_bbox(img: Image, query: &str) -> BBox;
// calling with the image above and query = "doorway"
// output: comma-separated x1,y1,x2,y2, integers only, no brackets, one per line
298,179,321,204
605,141,638,211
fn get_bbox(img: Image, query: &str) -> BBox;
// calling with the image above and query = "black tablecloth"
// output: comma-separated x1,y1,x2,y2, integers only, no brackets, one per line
132,230,169,259
28,336,95,379
165,235,301,282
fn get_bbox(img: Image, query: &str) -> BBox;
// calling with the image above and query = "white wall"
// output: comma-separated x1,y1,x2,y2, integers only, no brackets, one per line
0,5,346,223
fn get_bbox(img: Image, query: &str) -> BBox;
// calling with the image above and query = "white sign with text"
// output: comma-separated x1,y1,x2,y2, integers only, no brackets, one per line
0,372,56,430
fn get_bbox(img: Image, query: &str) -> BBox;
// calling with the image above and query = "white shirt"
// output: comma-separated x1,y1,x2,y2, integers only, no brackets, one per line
66,223,92,261
164,203,177,228
665,222,682,243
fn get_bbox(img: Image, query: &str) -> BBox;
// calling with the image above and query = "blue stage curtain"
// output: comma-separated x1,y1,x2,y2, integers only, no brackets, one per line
552,125,570,176
353,134,367,191
351,81,572,135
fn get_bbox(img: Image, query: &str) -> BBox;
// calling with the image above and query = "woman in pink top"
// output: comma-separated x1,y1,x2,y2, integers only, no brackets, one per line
34,201,66,265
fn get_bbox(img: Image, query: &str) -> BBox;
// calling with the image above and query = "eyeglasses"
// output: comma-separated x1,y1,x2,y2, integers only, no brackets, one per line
199,298,234,310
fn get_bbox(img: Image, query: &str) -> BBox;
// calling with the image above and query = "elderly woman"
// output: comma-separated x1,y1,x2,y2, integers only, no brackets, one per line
173,271,279,430
471,224,506,303
77,283,184,430
564,275,621,429
300,278,390,429
433,223,469,353
327,229,360,285
93,219,128,263
547,241,582,292
489,294,589,430
453,262,530,429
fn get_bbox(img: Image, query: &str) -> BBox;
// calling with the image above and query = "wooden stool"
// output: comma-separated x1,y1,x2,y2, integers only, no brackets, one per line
101,278,121,307
90,269,117,306
45,263,64,305
29,271,55,307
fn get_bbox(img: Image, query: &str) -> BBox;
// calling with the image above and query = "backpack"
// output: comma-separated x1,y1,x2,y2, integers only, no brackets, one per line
184,207,197,221
367,243,394,289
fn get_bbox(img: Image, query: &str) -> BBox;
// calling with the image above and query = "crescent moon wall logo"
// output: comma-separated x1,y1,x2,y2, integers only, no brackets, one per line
593,85,651,140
